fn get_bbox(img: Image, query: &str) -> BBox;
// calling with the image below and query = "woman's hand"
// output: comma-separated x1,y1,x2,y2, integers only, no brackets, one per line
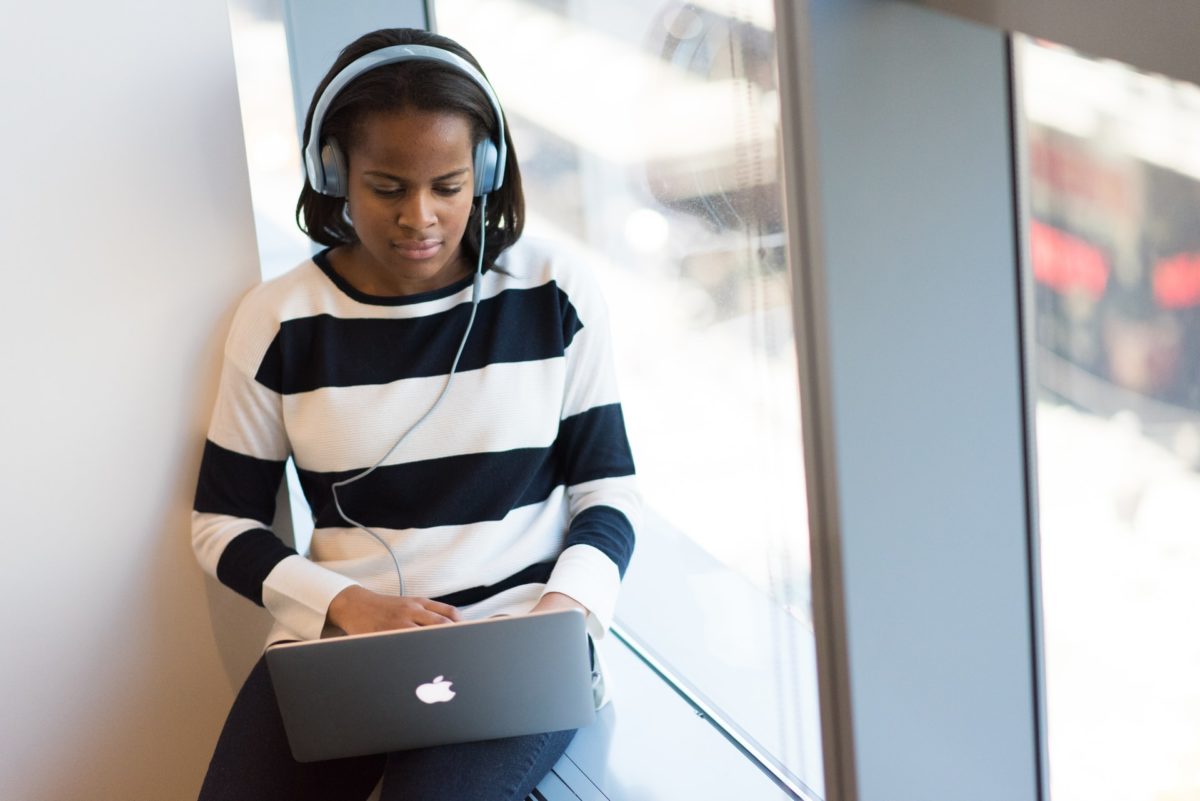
529,591,588,616
326,585,460,636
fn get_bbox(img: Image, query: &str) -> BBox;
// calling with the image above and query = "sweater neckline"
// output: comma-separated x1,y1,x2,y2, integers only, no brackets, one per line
312,248,479,306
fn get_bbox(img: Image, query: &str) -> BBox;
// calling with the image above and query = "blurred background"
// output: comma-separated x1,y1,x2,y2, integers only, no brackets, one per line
1019,36,1200,801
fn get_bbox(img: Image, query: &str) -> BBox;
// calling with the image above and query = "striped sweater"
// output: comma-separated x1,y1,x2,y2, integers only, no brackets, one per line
192,236,638,651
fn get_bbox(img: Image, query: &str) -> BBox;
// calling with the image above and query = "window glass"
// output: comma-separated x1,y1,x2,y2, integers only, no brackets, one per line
434,0,821,794
1018,36,1200,801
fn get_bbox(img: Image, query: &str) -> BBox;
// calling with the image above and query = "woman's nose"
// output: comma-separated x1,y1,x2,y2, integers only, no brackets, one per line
397,191,436,229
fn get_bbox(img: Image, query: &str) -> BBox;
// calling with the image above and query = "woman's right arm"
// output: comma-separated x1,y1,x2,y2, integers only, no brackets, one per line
192,353,361,640
192,299,458,638
326,586,459,635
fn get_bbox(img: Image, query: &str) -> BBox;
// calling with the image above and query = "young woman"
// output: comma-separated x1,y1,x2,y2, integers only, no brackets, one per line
192,27,638,800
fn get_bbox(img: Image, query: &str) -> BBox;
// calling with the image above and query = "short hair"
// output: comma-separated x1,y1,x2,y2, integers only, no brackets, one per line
295,28,524,268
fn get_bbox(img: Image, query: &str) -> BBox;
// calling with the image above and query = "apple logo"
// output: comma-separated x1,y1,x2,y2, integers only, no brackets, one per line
415,675,456,704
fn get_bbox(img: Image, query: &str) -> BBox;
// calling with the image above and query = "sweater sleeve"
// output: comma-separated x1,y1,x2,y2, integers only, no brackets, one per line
541,264,639,640
191,299,358,642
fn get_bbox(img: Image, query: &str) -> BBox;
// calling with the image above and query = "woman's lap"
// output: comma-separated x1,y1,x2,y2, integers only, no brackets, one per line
380,727,575,801
197,655,575,801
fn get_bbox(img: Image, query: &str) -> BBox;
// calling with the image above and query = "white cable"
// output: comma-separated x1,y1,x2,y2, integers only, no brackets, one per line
331,194,489,597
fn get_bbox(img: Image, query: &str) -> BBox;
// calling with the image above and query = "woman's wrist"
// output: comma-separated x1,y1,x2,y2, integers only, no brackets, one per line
532,591,588,615
326,584,370,630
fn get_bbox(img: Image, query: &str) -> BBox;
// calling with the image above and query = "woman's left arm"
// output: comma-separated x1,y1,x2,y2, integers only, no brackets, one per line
537,259,640,639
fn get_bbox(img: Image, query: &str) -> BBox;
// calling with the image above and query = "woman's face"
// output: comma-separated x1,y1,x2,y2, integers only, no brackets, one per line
342,108,477,295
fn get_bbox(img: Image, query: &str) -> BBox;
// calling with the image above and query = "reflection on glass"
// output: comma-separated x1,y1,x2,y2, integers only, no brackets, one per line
435,0,820,795
1019,36,1200,801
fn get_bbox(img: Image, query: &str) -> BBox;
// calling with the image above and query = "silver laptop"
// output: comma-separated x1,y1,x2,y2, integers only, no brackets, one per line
265,608,596,762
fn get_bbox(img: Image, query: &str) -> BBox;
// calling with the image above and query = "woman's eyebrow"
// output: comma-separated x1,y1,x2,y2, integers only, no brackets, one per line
433,168,470,181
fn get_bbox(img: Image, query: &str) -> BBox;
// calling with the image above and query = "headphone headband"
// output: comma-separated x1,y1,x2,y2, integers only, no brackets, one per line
304,43,508,197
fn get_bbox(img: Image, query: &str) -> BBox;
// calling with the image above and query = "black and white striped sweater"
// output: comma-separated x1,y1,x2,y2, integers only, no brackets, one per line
192,237,638,653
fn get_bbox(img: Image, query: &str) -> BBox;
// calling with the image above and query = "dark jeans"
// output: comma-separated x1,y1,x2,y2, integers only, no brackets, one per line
198,656,577,801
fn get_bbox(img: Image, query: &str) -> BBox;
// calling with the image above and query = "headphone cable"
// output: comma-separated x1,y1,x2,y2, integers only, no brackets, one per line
330,194,489,598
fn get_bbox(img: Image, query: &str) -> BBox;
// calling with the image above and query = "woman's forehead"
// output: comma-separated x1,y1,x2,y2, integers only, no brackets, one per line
351,108,474,174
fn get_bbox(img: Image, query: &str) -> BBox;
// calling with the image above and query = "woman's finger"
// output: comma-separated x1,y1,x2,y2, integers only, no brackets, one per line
415,608,456,627
420,599,460,621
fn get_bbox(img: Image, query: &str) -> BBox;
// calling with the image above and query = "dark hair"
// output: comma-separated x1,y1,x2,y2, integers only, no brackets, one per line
296,28,524,268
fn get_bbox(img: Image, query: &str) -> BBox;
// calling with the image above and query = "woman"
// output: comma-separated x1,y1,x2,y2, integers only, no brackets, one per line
192,27,637,800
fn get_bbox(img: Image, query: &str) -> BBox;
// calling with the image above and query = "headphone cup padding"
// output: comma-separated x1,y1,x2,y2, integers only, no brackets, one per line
473,139,499,197
321,138,349,197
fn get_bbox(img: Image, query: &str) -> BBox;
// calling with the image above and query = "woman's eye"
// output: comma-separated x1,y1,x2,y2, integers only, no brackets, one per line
372,186,403,197
435,185,463,196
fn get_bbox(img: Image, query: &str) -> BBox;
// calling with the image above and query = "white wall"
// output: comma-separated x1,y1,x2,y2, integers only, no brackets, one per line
0,1,271,798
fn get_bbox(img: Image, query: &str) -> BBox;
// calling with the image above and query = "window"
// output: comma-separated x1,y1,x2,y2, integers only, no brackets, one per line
227,0,311,281
433,0,821,794
1018,36,1200,801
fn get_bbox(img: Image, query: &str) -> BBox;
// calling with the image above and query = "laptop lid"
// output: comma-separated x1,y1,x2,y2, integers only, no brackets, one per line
265,608,596,762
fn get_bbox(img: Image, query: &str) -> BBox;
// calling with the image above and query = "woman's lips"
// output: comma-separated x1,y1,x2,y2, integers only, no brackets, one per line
391,240,442,259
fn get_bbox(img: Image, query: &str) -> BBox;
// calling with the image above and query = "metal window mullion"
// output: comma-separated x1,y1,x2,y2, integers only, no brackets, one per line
1005,34,1052,801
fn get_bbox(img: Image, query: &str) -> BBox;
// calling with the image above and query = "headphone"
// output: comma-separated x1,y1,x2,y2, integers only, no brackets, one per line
303,43,508,199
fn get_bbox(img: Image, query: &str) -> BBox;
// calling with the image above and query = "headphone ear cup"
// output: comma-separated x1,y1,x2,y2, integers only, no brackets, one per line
320,138,349,197
472,139,500,197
